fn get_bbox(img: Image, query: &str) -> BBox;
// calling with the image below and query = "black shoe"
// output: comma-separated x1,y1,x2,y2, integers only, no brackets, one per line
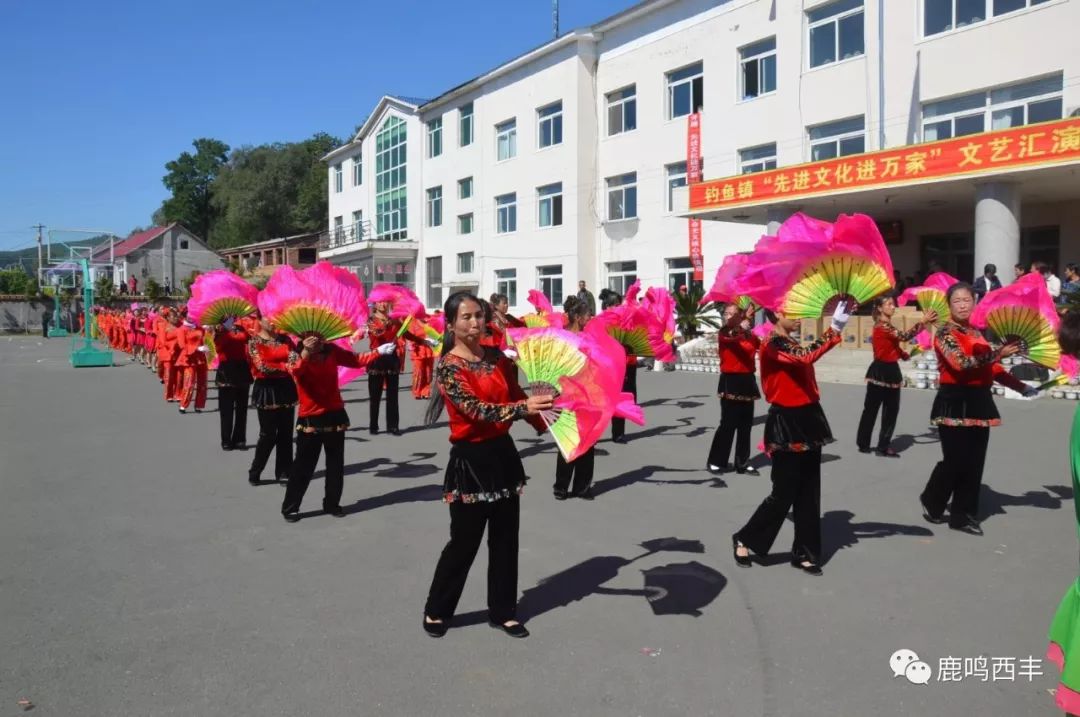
707,463,729,475
790,558,823,576
283,512,300,523
612,435,627,444
489,620,529,638
248,474,259,485
575,487,595,501
736,466,760,476
920,498,947,525
195,409,203,413
950,519,983,536
875,448,900,458
857,446,872,454
370,427,380,435
553,490,569,501
423,617,448,638
234,442,247,450
276,473,290,483
325,506,346,518
222,443,233,451
389,429,402,436
732,535,752,568
178,407,186,414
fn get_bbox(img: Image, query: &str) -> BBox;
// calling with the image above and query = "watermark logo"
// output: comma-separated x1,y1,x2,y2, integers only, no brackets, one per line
890,649,931,684
891,649,1043,684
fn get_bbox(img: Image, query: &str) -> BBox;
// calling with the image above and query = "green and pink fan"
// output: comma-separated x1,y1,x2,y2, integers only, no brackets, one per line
972,272,1061,370
187,270,259,327
642,286,677,346
258,262,368,341
898,271,958,356
701,253,754,311
588,304,675,362
521,289,567,328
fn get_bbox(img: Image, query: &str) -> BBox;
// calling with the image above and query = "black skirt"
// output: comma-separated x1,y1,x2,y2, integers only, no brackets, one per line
250,377,298,409
368,353,401,376
296,408,350,433
215,359,253,388
930,385,1001,428
764,403,834,453
443,433,527,504
716,372,760,401
865,360,902,389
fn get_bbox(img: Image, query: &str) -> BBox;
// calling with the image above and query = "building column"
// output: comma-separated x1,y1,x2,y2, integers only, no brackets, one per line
974,182,1020,285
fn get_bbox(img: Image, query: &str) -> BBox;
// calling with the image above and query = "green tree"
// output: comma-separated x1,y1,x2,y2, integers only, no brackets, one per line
158,138,230,241
0,268,32,295
145,278,163,301
94,275,116,304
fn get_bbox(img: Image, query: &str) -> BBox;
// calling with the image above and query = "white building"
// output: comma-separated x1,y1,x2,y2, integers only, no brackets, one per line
326,0,1080,313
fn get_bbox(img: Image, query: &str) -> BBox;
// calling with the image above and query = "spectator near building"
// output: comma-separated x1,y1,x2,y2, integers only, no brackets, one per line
972,264,1002,301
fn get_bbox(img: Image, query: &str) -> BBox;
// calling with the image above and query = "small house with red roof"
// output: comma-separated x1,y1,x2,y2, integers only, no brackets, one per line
92,223,224,291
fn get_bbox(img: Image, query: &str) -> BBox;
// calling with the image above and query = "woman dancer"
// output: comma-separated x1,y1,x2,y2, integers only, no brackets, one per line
410,326,435,399
213,318,253,450
707,303,761,475
485,293,524,348
919,283,1033,535
422,292,551,639
553,296,595,500
605,292,640,444
174,318,208,413
366,301,410,435
855,297,936,457
1047,312,1080,716
732,303,849,576
281,336,395,521
246,315,297,485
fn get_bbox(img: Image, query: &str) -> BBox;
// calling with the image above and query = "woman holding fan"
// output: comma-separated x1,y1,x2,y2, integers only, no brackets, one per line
855,296,935,457
247,315,297,485
422,292,551,639
213,318,253,451
707,303,761,475
552,295,595,500
919,282,1033,535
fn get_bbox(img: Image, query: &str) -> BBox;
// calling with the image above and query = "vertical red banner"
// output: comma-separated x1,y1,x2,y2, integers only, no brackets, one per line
687,113,703,281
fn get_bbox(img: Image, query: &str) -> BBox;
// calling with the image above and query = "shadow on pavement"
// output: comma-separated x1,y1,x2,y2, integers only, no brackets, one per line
979,483,1071,521
344,483,443,515
591,465,705,496
818,509,933,564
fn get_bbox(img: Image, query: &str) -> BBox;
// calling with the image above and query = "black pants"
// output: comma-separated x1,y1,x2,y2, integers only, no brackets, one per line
735,448,822,562
708,399,754,469
856,384,900,451
368,372,399,432
554,447,595,496
425,496,520,623
611,366,637,440
281,431,346,514
218,385,249,447
249,407,295,481
920,425,990,526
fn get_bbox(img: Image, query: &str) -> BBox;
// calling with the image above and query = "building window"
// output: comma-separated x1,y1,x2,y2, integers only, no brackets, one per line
808,0,865,69
352,210,363,241
606,85,637,136
495,268,517,306
924,0,1051,37
666,162,687,213
739,143,778,174
298,248,317,264
426,186,443,227
606,261,638,295
606,172,638,221
496,119,517,161
921,233,974,284
426,256,442,308
537,182,563,228
352,154,363,186
538,265,564,306
179,239,189,250
458,213,473,235
333,215,344,243
809,116,866,160
666,257,703,294
1021,225,1060,273
537,101,563,148
459,176,473,199
922,73,1063,141
427,117,443,158
667,62,704,119
740,38,777,100
459,102,474,147
496,193,517,234
333,163,343,193
457,251,474,274
375,116,408,240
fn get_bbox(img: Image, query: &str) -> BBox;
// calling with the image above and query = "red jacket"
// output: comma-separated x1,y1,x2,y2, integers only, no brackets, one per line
934,323,1029,391
288,344,379,418
717,328,760,374
871,321,923,363
174,326,207,367
760,329,841,407
437,349,546,442
247,334,294,380
213,328,249,363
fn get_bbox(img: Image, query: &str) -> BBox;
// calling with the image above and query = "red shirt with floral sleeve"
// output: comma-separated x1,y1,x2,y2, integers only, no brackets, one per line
933,322,1029,392
717,328,761,374
288,344,379,418
437,347,546,442
760,329,842,407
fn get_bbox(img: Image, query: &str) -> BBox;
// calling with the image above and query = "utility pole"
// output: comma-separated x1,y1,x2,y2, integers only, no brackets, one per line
33,223,45,286
553,0,559,38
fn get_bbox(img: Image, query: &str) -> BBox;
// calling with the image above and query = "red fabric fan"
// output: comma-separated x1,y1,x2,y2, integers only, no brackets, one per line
642,286,677,346
521,289,567,328
369,283,427,321
623,280,642,305
702,254,753,308
972,272,1060,369
587,305,674,362
258,263,368,341
334,338,368,388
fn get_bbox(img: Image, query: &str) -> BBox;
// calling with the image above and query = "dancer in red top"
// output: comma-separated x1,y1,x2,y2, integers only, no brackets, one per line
483,293,525,348
856,296,935,457
366,302,428,435
246,314,297,485
280,335,395,522
732,303,848,576
707,303,762,475
159,311,182,402
174,320,208,413
410,331,435,399
553,296,596,500
422,292,550,639
213,318,253,450
919,282,1033,535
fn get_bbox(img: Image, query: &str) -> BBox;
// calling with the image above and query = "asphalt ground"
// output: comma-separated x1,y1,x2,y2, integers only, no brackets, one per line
0,335,1075,716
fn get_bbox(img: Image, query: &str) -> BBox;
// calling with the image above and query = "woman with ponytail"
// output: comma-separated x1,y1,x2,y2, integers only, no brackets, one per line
422,292,551,639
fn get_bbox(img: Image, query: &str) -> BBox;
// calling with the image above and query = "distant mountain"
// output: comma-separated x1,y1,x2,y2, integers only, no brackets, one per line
0,237,105,272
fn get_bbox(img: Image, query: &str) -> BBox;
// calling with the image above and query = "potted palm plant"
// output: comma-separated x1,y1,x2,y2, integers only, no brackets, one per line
674,286,721,340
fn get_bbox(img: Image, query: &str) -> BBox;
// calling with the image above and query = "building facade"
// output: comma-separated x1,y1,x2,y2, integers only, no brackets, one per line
91,223,224,290
327,0,1080,312
218,232,320,278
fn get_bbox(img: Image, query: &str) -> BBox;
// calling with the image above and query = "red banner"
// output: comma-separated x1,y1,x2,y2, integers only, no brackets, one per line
688,117,1080,212
687,113,703,281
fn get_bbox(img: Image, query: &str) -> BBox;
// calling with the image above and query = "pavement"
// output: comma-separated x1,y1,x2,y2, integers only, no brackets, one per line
0,334,1076,717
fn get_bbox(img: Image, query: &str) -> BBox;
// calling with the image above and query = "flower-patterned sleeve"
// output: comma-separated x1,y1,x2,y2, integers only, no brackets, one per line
770,328,841,365
934,326,997,371
893,322,924,343
437,358,530,424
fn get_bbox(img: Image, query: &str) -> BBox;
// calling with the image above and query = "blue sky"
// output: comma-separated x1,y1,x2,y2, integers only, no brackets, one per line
0,0,630,250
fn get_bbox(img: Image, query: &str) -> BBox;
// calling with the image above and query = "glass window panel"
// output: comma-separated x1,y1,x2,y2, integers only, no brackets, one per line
809,23,836,67
608,104,623,134
993,0,1027,15
1028,97,1063,124
956,0,986,25
671,82,692,117
923,119,951,142
954,114,985,136
624,99,637,130
812,142,839,161
924,0,953,35
808,0,862,22
761,55,777,93
991,106,1024,130
741,37,776,57
838,12,864,58
924,91,985,119
839,135,865,156
809,116,864,140
991,74,1064,104
625,186,637,218
669,62,703,83
742,61,759,99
